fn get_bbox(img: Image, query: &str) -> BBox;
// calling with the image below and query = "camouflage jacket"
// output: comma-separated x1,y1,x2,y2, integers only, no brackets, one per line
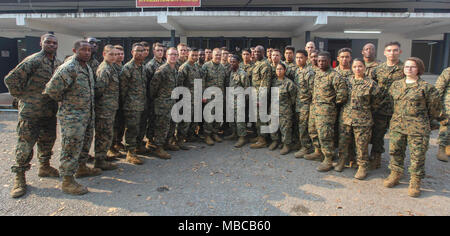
335,67,353,80
340,76,384,127
389,78,443,136
4,50,61,119
272,77,297,116
365,60,380,80
229,68,250,108
179,61,205,96
252,59,273,95
284,61,297,81
239,62,254,82
95,61,120,118
43,56,95,119
202,61,226,93
150,63,181,115
311,68,348,116
435,67,450,105
294,66,315,112
371,61,404,116
222,62,232,86
145,57,166,82
88,56,100,81
119,59,147,112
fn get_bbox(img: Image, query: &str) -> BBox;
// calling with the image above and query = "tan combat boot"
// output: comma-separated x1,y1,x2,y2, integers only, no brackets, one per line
204,135,215,146
250,136,268,149
408,175,421,198
280,144,290,155
75,163,102,178
224,132,238,141
294,147,310,159
126,150,144,165
234,136,247,148
154,146,171,159
369,152,382,170
212,134,223,143
304,148,323,161
334,156,347,172
317,157,334,172
10,172,26,198
437,146,449,162
94,159,118,171
383,171,402,188
354,165,368,180
177,138,190,150
38,161,60,177
268,141,279,151
62,176,88,195
164,143,180,151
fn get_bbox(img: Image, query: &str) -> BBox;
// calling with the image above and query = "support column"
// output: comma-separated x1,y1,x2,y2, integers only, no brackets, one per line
171,30,176,47
305,31,311,44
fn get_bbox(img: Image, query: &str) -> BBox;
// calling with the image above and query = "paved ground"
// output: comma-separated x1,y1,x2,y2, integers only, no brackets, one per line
0,75,448,216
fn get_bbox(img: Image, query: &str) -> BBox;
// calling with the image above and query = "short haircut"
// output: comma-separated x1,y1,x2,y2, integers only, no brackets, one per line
405,57,425,76
352,58,365,66
213,48,221,54
338,48,352,56
114,45,124,51
41,33,56,42
271,49,281,55
296,49,308,57
103,44,115,53
242,48,251,53
166,47,177,54
311,50,319,55
132,43,144,50
153,42,164,50
385,41,401,49
277,62,287,71
318,51,331,60
177,43,187,48
140,41,149,48
230,55,240,62
221,47,229,53
285,45,295,53
74,40,89,50
190,47,199,53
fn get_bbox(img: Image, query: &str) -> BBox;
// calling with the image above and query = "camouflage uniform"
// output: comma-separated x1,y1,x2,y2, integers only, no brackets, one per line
309,68,348,161
94,61,120,161
270,77,297,145
202,61,226,136
335,67,354,151
112,63,125,147
338,76,384,168
239,62,254,82
435,67,450,147
252,59,273,137
4,50,61,174
43,56,95,176
144,58,166,143
119,59,147,151
150,63,181,146
388,78,443,178
88,56,100,80
294,66,315,151
365,60,379,81
284,61,297,81
178,61,204,139
228,68,251,137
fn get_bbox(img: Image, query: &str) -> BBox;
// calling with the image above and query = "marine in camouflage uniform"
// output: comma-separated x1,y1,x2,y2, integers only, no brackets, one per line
227,67,250,145
120,58,148,163
370,61,404,166
386,76,443,196
309,67,348,172
435,67,450,162
365,60,379,81
112,62,125,150
336,75,384,178
5,44,61,198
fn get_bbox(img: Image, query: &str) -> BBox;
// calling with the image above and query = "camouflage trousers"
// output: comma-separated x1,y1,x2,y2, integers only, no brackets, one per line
154,113,176,146
124,110,144,151
95,112,116,160
438,107,450,147
309,109,336,160
271,113,294,145
307,106,320,150
229,105,247,137
338,124,371,168
204,105,221,136
388,130,429,179
59,115,94,177
113,108,125,145
11,116,57,173
297,106,312,150
370,113,391,154
146,100,156,142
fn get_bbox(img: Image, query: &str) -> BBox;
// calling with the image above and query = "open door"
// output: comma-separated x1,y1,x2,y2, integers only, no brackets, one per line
0,37,18,93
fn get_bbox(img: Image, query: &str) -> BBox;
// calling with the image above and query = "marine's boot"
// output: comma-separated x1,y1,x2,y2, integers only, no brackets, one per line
317,157,334,172
280,144,290,155
204,135,215,146
334,156,347,172
234,136,248,148
10,172,26,198
268,141,279,151
249,136,259,143
126,150,144,165
383,171,402,188
408,175,421,198
114,143,126,152
224,132,238,141
294,147,310,159
304,148,323,161
94,158,118,171
437,146,449,162
369,152,382,170
106,149,121,161
62,176,88,195
136,144,150,155
164,143,180,151
354,165,368,180
250,136,268,149
145,139,156,150
177,138,191,150
38,160,60,177
154,146,171,160
212,134,223,143
75,163,102,178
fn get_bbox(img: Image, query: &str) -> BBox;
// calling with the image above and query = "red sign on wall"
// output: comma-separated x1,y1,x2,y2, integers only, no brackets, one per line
137,0,201,8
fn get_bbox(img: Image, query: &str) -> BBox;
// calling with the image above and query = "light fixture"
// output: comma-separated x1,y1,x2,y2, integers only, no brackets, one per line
344,30,382,34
